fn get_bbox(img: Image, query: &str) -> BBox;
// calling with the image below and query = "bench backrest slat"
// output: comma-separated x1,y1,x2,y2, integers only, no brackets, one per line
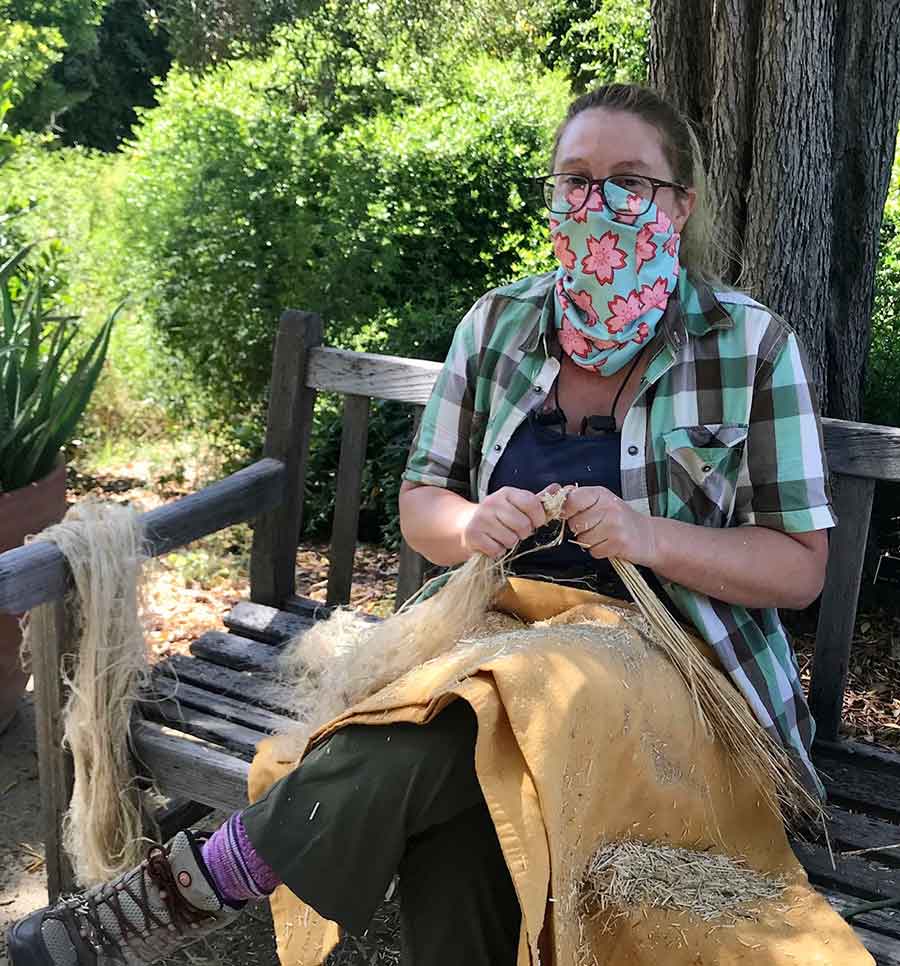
306,346,442,405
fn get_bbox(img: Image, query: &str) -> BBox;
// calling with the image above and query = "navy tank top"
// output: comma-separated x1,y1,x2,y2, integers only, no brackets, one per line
487,410,623,589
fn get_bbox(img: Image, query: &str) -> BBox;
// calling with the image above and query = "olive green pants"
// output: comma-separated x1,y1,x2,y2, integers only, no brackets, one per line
242,700,521,965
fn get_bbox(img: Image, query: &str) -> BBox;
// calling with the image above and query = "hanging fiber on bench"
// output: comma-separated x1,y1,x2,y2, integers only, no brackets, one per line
21,501,150,886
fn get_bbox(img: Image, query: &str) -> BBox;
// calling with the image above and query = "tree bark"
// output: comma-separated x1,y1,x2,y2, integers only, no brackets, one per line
650,0,900,418
828,0,900,420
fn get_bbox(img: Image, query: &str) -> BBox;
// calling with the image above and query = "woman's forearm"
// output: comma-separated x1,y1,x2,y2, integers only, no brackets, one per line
398,482,478,566
648,518,828,610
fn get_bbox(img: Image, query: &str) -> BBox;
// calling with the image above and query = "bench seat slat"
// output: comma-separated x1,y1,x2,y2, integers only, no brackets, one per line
853,925,900,966
146,673,297,734
824,889,900,941
140,698,264,758
225,600,315,644
157,654,295,715
131,720,249,813
191,630,284,673
813,746,900,822
793,838,900,901
824,807,900,865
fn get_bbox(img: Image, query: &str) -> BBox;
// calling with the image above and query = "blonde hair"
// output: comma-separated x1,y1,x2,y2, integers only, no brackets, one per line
551,84,728,284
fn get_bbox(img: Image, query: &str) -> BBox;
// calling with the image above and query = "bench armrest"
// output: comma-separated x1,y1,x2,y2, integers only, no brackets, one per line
0,457,287,615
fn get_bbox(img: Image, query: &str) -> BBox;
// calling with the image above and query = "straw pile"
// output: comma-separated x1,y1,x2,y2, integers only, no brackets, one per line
21,501,150,885
578,839,787,928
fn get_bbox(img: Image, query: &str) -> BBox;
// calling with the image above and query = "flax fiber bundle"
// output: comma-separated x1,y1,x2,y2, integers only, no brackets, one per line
273,553,508,759
277,490,813,817
21,500,150,886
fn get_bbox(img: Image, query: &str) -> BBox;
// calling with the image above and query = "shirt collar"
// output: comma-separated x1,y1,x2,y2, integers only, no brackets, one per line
517,273,556,354
516,270,734,356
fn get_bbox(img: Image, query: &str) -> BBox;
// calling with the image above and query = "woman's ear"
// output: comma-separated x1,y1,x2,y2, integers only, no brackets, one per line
673,187,697,233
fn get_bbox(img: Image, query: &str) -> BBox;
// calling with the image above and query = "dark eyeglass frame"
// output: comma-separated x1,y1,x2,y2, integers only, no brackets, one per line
534,172,688,217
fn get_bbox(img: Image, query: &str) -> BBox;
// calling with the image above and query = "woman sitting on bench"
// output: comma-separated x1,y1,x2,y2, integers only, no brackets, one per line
7,82,834,966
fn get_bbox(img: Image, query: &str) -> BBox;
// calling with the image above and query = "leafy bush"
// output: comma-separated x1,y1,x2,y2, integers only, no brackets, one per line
116,52,567,539
541,0,650,91
867,214,900,429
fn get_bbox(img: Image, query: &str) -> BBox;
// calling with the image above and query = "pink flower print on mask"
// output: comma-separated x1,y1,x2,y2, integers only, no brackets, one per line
663,232,679,258
555,277,571,311
635,224,657,271
647,208,673,234
549,217,560,232
603,290,644,334
634,321,650,344
612,193,644,226
553,231,577,271
569,185,605,224
582,231,627,284
559,313,593,359
570,288,599,325
638,277,671,313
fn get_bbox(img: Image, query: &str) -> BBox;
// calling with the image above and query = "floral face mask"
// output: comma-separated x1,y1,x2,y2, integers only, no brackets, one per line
550,179,681,375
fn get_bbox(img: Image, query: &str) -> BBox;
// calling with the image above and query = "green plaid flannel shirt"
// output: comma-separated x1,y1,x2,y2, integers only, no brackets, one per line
404,270,836,798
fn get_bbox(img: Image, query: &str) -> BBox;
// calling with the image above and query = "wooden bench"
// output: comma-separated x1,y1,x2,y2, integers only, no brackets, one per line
3,309,900,961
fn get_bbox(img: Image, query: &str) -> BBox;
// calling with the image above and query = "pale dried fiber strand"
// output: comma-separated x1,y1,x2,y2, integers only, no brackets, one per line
21,500,150,886
579,839,788,926
274,553,510,758
541,489,816,818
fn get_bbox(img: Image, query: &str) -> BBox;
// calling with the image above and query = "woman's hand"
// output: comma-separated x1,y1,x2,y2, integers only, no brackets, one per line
461,486,549,558
561,486,658,566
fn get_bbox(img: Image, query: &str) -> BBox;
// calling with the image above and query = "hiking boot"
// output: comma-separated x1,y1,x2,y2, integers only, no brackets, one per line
6,830,243,965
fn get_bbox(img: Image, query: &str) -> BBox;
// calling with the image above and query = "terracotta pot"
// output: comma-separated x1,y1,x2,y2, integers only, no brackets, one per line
0,457,68,731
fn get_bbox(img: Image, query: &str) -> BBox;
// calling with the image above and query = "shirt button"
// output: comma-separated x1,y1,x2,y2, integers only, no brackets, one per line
494,443,503,452
533,385,543,393
627,445,639,456
702,464,713,474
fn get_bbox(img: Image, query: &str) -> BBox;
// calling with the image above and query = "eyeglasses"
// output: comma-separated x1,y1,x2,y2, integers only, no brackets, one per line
535,173,687,217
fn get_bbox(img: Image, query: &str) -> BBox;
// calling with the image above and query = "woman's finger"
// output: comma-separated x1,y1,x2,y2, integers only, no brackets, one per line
506,488,548,531
484,518,523,550
495,503,538,541
560,485,609,518
566,507,606,537
473,534,507,558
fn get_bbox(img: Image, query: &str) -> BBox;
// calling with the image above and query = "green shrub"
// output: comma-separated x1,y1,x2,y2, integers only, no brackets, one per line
867,214,900,429
117,53,567,540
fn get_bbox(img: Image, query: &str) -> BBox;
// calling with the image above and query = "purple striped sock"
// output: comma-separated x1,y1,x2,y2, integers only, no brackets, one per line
200,813,281,905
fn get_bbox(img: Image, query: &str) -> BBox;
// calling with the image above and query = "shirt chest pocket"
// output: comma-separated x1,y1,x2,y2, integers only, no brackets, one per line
663,424,748,528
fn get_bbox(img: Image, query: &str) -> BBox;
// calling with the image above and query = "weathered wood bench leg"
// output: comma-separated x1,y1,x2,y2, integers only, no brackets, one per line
809,474,876,742
30,599,76,900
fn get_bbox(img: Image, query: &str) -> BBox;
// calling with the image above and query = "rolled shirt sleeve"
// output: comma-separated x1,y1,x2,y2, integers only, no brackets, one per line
733,331,837,533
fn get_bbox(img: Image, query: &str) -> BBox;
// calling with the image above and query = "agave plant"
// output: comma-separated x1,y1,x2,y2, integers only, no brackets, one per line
0,246,120,493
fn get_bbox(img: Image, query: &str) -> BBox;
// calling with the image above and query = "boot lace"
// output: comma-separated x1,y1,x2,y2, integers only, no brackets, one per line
65,844,212,954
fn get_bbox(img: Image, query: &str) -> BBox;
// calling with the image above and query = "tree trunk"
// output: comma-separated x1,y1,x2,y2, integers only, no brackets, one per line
650,0,900,419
